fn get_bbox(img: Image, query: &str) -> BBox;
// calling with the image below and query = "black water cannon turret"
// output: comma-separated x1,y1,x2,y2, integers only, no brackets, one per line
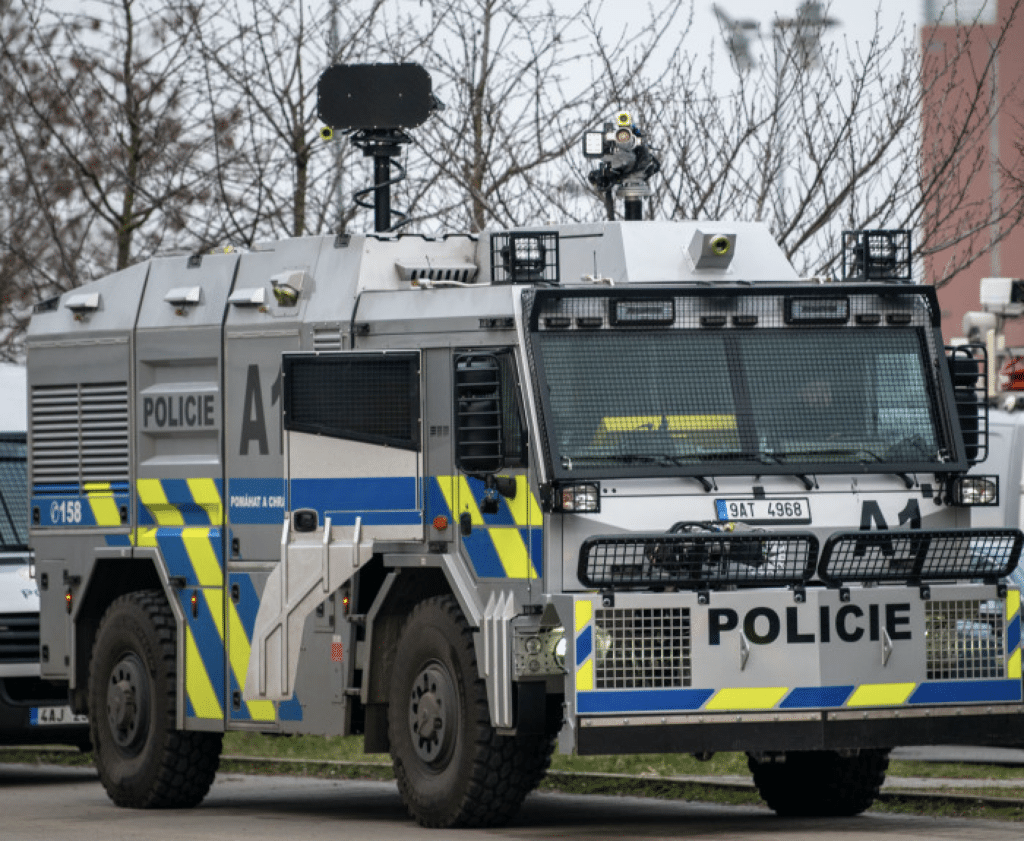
317,63,441,233
582,111,661,221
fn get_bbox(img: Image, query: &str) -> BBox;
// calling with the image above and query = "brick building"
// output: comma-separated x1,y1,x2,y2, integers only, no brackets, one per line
921,0,1024,346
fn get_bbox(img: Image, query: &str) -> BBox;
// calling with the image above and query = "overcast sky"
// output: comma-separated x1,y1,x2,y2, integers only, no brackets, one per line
595,0,918,74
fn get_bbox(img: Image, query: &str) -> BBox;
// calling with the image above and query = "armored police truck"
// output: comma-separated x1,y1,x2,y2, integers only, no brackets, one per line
26,65,1024,827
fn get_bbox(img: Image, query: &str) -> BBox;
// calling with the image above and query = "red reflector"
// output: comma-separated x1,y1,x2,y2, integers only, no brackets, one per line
331,642,344,662
432,515,449,531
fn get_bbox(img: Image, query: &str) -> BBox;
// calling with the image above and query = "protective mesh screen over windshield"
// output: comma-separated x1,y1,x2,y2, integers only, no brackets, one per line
527,289,954,477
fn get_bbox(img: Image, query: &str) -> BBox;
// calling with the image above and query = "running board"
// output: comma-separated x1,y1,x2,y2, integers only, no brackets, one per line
244,516,373,702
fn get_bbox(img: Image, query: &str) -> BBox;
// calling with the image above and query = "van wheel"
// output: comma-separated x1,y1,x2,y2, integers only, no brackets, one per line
89,590,222,808
388,595,541,827
748,748,890,817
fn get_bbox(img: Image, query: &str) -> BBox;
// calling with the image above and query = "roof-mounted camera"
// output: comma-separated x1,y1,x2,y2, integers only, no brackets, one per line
582,111,661,221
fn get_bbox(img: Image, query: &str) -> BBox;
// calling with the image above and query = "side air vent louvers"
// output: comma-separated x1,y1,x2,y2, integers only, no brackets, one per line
31,382,130,487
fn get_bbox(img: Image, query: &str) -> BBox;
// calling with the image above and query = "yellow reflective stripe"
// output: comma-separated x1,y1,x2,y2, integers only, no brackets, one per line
1008,590,1021,624
505,476,543,527
847,683,916,707
575,600,593,634
456,477,484,526
132,527,158,548
198,583,225,647
84,483,120,527
577,659,594,691
436,475,456,516
705,687,788,711
181,529,224,589
1010,648,1022,680
489,528,535,579
185,627,222,719
227,604,276,722
137,479,184,526
187,478,224,525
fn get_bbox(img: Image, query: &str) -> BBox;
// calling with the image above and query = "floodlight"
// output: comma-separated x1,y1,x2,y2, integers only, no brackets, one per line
318,63,434,131
583,131,605,158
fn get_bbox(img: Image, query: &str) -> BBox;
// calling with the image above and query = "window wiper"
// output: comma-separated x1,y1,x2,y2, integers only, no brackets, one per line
561,453,676,468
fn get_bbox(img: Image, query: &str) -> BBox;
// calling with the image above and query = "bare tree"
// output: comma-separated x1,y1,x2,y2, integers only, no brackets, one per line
615,2,1024,282
379,0,690,233
0,1,101,359
190,0,397,242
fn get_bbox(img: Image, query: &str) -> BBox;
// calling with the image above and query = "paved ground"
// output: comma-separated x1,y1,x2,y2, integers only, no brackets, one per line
1,762,1022,841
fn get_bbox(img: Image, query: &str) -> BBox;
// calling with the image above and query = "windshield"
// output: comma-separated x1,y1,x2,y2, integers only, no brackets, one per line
0,434,28,549
533,326,952,477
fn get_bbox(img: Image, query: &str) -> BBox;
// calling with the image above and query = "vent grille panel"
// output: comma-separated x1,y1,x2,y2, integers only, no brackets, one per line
925,600,1005,680
31,382,129,486
0,613,39,664
593,607,691,689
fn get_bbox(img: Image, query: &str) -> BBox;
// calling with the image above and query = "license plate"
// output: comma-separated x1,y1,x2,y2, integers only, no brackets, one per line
30,705,88,726
715,497,811,525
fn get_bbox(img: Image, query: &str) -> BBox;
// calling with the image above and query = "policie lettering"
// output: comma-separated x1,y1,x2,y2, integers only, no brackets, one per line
708,603,912,646
239,364,282,456
142,394,215,429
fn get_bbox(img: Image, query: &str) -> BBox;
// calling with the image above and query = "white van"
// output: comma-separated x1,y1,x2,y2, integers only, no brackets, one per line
0,432,88,746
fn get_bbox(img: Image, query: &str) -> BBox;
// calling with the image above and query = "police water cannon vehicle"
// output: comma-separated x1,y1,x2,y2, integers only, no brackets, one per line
26,63,1024,827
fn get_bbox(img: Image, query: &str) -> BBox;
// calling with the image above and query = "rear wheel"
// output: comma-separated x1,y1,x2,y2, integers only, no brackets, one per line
748,748,890,817
388,595,548,827
89,590,222,808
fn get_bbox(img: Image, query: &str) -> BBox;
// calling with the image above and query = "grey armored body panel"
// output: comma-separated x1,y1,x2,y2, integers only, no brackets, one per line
24,221,1024,806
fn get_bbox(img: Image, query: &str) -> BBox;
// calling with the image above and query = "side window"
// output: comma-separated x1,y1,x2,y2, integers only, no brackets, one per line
283,352,420,451
454,350,527,474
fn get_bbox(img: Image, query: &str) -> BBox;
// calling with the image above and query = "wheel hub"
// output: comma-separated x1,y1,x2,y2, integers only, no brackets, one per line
408,662,457,766
106,653,150,751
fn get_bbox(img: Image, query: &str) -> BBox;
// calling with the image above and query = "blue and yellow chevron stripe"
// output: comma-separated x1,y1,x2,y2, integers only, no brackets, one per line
574,594,1024,715
430,475,543,579
131,477,277,724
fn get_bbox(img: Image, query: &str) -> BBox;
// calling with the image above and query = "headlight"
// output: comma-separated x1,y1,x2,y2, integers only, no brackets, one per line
552,482,601,513
951,475,999,506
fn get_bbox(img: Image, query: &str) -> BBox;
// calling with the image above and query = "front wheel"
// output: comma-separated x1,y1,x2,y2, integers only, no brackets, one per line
748,748,890,817
388,595,546,828
89,590,222,808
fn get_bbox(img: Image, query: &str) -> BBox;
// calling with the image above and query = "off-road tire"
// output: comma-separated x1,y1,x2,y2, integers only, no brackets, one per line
388,595,548,828
89,589,222,808
748,748,890,817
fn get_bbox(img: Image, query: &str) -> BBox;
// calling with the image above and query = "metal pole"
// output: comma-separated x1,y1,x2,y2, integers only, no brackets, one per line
374,154,392,233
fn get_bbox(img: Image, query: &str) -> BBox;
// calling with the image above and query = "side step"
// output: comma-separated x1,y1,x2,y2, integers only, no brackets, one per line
244,516,373,702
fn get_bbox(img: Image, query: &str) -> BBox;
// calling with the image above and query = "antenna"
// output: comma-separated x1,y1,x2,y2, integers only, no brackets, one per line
317,63,439,233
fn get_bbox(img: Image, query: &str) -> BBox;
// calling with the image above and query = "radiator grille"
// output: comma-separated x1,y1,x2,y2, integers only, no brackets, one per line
593,608,691,689
30,382,130,486
0,613,39,664
925,600,1005,680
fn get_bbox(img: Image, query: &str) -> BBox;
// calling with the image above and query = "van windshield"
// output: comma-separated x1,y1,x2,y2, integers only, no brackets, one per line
0,434,28,549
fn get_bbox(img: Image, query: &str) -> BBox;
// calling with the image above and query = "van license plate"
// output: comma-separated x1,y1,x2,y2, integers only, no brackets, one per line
715,498,811,524
30,705,88,726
